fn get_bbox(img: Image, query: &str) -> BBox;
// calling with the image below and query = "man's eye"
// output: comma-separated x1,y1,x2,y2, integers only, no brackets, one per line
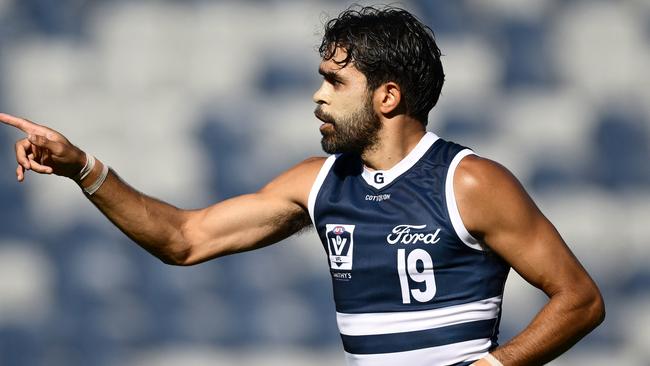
324,76,341,86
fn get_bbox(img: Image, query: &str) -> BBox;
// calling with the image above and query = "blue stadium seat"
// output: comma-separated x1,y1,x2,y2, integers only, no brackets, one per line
591,109,650,189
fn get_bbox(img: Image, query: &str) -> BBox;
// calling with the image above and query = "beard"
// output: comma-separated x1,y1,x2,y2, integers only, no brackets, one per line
315,96,381,155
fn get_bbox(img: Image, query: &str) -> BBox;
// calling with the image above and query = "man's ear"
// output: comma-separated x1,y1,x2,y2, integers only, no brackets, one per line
375,82,402,115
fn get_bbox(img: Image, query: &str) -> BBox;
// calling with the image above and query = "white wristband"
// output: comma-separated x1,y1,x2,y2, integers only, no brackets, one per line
75,154,95,182
83,163,109,196
484,354,504,366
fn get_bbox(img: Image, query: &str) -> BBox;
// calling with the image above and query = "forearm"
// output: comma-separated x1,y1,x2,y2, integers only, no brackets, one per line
490,289,605,365
79,158,191,264
0,114,317,266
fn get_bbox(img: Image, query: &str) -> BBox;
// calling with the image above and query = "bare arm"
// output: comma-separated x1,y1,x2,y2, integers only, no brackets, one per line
456,155,605,366
82,157,320,265
1,113,323,266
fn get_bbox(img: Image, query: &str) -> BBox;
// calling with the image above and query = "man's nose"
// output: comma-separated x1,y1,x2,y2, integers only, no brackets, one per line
313,82,327,105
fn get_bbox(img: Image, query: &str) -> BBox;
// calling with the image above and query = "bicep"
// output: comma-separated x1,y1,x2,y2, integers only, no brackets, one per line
182,192,310,265
486,205,587,296
179,157,324,265
455,156,593,295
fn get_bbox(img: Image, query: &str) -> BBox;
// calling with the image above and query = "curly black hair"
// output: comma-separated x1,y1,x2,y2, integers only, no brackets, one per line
319,5,444,124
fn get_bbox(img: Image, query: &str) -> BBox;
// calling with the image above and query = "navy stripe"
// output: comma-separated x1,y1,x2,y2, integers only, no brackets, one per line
341,318,497,355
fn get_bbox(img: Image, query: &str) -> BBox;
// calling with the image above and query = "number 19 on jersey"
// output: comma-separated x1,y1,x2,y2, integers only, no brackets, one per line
397,248,437,304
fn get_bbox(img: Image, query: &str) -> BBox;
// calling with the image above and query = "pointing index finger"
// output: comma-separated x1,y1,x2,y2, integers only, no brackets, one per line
0,113,43,134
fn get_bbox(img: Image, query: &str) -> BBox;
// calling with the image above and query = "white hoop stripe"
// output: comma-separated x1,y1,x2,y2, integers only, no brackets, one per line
345,338,491,366
337,296,502,336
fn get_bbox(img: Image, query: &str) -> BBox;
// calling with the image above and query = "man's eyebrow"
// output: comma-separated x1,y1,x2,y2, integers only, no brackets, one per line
318,68,343,80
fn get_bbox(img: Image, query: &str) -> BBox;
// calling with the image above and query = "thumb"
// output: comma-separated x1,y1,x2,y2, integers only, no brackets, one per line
28,134,64,155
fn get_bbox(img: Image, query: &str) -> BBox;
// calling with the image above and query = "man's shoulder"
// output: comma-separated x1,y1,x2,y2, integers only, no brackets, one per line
454,155,518,194
453,153,535,239
259,156,330,206
270,156,329,186
297,156,330,177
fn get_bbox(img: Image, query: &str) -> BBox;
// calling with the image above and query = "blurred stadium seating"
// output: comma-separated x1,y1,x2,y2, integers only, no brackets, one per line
0,0,648,365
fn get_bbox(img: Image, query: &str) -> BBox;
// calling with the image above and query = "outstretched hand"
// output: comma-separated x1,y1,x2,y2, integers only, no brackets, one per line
0,113,86,182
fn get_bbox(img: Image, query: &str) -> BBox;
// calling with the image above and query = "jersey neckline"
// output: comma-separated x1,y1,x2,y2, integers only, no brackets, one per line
361,132,440,190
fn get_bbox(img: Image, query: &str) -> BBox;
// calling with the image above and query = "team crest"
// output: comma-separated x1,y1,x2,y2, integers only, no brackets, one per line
325,224,355,270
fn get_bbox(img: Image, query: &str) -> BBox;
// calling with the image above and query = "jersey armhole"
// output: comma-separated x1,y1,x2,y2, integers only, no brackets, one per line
307,154,338,225
445,149,486,251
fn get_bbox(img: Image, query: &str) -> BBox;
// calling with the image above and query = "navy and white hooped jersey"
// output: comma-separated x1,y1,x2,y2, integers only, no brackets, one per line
308,132,510,366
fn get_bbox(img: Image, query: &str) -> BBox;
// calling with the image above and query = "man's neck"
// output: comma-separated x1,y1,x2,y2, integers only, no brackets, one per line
361,117,427,171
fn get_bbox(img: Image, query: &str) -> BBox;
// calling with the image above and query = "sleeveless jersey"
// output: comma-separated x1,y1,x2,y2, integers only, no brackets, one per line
308,132,510,366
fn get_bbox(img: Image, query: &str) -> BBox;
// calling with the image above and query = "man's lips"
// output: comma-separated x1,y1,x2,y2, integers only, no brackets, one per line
314,108,335,125
314,110,335,134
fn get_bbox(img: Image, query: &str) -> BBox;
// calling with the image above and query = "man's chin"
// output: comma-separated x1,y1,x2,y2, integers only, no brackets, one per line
320,135,343,154
320,138,337,154
321,138,360,155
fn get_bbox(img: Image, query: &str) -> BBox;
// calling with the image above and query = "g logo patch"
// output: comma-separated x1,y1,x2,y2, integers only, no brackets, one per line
374,172,385,184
